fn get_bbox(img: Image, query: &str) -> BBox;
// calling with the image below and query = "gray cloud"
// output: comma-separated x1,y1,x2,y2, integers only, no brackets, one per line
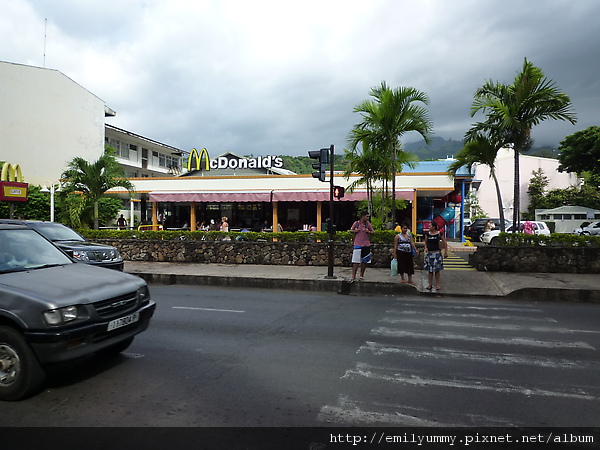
2,0,599,156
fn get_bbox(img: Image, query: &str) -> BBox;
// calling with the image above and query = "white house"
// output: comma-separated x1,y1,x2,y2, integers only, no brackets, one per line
472,148,580,219
536,205,600,233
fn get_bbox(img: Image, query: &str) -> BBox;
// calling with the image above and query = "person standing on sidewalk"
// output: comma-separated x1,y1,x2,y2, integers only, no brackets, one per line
393,222,418,285
424,221,448,291
350,212,374,281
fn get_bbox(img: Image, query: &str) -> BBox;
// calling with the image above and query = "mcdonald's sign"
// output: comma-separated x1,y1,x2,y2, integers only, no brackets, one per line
0,163,28,202
187,148,211,172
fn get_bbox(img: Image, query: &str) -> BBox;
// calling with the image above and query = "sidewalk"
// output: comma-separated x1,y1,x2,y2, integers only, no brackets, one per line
124,242,600,302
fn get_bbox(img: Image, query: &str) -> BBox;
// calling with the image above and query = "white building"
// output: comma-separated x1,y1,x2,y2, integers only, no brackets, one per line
0,61,184,186
536,205,600,233
472,148,580,219
0,61,112,186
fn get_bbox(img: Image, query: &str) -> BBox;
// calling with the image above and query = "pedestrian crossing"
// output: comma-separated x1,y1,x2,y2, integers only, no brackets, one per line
444,251,476,270
318,298,600,427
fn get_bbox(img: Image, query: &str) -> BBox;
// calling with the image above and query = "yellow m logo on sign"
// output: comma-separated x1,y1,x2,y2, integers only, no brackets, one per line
1,163,23,182
187,148,210,172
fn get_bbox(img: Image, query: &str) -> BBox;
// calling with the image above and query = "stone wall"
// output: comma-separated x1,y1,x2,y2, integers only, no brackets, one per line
470,245,600,273
99,239,424,268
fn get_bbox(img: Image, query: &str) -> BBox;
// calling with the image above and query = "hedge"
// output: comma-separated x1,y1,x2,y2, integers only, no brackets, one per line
494,232,600,247
78,229,402,244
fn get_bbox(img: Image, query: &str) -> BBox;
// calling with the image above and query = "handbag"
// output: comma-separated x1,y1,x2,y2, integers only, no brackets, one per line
411,247,417,257
390,258,398,277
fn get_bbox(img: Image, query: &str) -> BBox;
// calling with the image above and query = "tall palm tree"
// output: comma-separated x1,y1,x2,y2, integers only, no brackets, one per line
348,82,433,226
467,58,576,228
61,150,134,229
448,133,507,231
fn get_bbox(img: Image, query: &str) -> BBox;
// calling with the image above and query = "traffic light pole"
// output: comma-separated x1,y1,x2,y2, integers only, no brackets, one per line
326,144,336,279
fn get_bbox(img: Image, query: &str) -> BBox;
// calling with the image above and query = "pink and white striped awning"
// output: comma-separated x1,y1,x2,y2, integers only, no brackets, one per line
149,190,414,203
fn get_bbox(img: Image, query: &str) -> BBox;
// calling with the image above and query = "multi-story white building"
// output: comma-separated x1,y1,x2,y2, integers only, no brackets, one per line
105,124,184,178
0,61,112,186
0,61,185,185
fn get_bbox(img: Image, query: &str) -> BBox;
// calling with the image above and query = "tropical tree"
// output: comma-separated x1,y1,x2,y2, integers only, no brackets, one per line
467,58,577,228
347,82,432,226
448,133,507,231
557,125,600,186
60,149,134,229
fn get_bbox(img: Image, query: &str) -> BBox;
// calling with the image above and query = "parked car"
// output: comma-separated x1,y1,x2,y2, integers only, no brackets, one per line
572,221,600,236
0,224,155,400
465,218,511,242
0,220,123,270
481,221,551,245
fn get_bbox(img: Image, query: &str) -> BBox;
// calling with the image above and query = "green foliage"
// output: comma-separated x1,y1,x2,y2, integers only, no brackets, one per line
60,149,134,229
467,58,577,227
278,154,347,174
535,184,600,211
494,232,600,247
78,229,400,244
0,185,51,220
525,168,550,219
557,125,600,186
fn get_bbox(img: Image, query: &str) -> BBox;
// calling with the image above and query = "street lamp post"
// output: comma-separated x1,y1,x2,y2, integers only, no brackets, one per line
40,183,59,222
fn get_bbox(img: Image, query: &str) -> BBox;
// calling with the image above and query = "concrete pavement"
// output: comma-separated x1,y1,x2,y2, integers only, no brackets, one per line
124,240,599,302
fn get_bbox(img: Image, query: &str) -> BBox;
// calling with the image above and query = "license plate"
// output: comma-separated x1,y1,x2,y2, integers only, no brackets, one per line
107,312,140,331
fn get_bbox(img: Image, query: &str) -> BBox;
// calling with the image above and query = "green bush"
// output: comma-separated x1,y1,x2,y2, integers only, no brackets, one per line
77,229,399,244
495,233,600,247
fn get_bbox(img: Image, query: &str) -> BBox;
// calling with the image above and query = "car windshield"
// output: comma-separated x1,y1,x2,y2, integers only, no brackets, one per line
33,223,85,242
0,229,73,272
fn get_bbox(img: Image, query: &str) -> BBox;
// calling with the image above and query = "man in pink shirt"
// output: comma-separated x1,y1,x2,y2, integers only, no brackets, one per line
350,212,374,281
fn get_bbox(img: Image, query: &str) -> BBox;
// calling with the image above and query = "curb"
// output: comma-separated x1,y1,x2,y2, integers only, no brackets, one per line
129,272,600,303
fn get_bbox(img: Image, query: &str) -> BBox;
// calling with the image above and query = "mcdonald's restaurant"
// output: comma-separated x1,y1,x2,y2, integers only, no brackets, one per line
108,148,472,237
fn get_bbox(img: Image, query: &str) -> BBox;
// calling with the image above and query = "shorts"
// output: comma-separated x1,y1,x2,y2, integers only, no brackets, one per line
424,251,444,272
352,246,372,264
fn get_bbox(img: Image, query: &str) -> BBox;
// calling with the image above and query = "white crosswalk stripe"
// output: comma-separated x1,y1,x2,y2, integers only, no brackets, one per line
318,298,600,426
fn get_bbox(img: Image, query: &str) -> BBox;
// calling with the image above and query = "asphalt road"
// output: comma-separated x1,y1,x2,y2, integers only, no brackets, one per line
2,285,600,429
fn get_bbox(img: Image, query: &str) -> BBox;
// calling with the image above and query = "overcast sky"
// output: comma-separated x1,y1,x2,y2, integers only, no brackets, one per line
2,0,599,157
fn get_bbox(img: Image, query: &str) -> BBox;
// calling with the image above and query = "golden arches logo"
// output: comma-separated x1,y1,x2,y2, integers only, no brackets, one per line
1,163,23,182
187,148,210,172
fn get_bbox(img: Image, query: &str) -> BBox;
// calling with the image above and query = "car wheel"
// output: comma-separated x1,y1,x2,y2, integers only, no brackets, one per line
96,336,135,356
490,237,499,246
581,231,591,236
0,326,46,401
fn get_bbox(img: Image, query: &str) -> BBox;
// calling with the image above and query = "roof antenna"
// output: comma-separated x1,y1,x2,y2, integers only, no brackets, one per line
43,18,47,67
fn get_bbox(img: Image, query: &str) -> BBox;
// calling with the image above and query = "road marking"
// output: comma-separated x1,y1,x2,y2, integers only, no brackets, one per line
172,306,245,313
388,310,557,322
344,362,597,400
392,303,543,312
359,341,600,369
372,327,595,349
381,317,571,333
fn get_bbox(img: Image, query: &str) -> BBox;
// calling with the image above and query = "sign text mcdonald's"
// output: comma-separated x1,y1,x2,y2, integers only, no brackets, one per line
187,148,284,172
0,163,28,202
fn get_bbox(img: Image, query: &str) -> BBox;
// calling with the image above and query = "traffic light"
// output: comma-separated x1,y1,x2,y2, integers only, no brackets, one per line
333,185,345,199
308,148,329,182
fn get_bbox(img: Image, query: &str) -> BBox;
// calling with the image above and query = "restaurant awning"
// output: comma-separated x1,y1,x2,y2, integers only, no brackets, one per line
148,190,415,203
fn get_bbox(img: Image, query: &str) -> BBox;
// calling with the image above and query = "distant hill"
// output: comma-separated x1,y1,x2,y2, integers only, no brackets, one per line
403,137,463,160
273,138,560,174
403,137,560,160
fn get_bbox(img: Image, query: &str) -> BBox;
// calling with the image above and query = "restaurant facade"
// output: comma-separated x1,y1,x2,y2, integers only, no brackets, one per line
108,150,472,237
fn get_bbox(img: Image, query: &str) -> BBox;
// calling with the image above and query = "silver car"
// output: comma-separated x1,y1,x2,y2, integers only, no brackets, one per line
573,221,600,236
0,224,155,400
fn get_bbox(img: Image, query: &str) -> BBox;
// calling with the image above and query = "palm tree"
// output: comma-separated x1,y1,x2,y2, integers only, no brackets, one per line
60,149,134,229
448,133,507,232
467,58,576,228
348,82,433,226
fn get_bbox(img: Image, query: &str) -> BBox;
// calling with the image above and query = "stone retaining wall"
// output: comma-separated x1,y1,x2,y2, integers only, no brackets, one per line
99,239,425,268
469,245,600,273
